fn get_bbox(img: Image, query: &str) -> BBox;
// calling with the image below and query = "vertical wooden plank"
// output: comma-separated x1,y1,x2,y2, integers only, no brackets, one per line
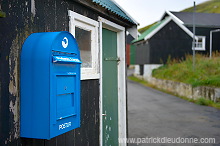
20,138,45,146
74,80,100,146
102,28,118,146
0,0,33,145
56,133,66,146
45,137,57,146
130,44,136,64
65,130,75,146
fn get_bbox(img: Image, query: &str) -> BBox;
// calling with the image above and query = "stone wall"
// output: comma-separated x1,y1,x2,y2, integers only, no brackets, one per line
148,77,220,103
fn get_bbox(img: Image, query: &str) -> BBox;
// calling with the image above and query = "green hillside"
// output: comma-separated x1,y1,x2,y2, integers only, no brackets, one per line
138,0,220,33
182,0,220,13
138,22,157,34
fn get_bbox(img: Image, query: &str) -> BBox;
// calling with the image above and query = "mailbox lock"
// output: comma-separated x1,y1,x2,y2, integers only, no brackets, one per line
64,86,67,90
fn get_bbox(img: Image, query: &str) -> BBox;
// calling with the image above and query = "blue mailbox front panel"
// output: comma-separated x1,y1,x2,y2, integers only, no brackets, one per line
20,31,81,139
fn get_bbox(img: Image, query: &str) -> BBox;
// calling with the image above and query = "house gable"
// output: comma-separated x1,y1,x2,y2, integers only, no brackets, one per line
152,20,193,40
149,20,193,64
132,16,197,44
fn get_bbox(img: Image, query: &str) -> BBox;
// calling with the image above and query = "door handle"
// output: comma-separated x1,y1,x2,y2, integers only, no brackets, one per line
104,57,120,62
102,114,107,116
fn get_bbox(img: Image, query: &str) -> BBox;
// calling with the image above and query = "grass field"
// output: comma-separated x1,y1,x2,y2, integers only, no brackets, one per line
0,11,6,17
152,53,220,88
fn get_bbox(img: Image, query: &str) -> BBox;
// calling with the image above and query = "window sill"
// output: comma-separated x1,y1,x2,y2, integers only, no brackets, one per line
81,74,100,80
192,47,206,51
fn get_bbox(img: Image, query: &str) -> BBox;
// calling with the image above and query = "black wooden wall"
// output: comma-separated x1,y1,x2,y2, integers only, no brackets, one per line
134,20,193,65
148,20,193,64
134,42,150,65
187,26,220,54
0,0,101,145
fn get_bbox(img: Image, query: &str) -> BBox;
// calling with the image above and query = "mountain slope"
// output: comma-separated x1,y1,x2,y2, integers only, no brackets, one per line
182,0,220,13
138,22,157,34
138,0,220,33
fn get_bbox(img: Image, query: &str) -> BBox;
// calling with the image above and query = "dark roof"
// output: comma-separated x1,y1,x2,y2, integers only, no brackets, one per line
126,34,135,44
171,11,220,27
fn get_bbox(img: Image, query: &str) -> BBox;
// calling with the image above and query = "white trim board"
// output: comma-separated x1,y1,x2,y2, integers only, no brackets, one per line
98,16,127,146
160,10,184,24
98,19,103,146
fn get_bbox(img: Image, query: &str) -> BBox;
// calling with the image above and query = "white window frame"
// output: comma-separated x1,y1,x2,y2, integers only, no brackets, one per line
68,10,99,80
193,36,206,51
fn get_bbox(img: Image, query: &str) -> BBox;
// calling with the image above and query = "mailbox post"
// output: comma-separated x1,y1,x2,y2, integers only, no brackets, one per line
20,31,81,139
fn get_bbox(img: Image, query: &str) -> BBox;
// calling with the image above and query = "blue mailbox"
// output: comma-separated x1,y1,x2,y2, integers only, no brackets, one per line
20,31,81,139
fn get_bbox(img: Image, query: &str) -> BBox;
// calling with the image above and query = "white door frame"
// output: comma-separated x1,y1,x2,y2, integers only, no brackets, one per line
98,16,127,146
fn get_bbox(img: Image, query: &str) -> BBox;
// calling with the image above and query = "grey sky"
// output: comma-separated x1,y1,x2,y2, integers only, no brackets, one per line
114,0,209,28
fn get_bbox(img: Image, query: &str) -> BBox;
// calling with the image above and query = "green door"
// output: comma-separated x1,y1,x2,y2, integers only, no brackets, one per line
102,28,118,146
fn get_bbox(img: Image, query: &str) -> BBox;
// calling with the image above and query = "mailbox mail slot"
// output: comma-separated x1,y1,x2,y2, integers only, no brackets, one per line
20,31,81,139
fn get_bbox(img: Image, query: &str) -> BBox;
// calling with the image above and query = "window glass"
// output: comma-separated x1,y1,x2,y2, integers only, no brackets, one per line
75,27,92,68
197,38,203,48
192,36,205,51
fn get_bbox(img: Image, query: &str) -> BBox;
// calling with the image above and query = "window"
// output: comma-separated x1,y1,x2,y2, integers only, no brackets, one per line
68,10,99,80
192,36,206,51
75,27,92,68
